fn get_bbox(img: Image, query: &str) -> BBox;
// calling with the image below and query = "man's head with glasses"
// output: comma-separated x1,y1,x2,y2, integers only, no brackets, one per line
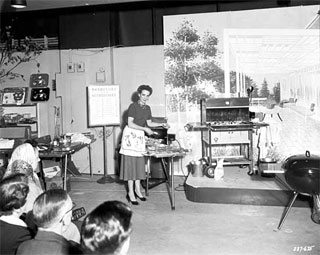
32,189,74,232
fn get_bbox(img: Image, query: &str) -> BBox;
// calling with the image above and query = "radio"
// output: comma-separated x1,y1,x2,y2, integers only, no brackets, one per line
30,87,50,102
29,73,49,87
72,207,86,221
2,87,28,105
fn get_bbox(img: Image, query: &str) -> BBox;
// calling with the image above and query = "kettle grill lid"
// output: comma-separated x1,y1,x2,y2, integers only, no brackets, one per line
282,150,320,170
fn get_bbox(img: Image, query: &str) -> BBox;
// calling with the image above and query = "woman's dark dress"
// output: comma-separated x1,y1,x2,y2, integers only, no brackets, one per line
120,102,151,181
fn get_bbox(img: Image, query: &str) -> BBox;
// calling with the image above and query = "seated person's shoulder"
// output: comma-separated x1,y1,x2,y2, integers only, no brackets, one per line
68,240,84,255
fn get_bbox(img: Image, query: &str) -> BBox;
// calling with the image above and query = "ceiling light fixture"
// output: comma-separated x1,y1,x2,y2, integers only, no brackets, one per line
11,0,27,9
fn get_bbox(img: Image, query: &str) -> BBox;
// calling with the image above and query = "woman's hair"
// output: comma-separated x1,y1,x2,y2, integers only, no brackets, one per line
32,189,69,228
0,174,29,216
24,139,38,148
137,85,153,96
5,160,34,180
8,143,39,172
81,200,133,255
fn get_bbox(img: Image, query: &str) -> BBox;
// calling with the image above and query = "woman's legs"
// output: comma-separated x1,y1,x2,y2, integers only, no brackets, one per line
127,180,137,201
128,180,145,200
134,180,145,198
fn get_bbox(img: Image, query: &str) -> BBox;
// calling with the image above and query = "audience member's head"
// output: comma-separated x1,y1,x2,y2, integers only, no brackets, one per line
0,174,33,255
5,160,33,179
0,173,29,216
16,189,79,255
80,200,133,255
4,159,43,215
8,143,39,173
24,139,38,148
32,189,74,232
31,189,81,244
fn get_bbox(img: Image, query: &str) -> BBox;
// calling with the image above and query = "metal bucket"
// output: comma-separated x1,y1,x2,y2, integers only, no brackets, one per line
190,160,204,177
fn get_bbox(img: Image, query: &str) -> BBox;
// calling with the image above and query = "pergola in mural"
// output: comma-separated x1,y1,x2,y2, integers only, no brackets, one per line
223,28,320,96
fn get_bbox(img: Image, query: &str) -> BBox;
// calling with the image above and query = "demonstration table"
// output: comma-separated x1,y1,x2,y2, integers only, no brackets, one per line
39,141,94,191
144,150,186,210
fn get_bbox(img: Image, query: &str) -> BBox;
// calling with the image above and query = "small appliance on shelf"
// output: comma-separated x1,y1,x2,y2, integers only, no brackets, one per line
2,87,28,105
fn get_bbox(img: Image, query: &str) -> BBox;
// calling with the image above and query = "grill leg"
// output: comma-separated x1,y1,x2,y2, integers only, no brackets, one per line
277,191,299,230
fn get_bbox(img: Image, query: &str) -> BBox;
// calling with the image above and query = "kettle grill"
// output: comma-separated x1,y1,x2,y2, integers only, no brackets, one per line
277,151,320,230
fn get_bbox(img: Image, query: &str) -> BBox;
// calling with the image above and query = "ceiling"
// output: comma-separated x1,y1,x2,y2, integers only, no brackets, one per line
0,0,148,13
1,0,320,13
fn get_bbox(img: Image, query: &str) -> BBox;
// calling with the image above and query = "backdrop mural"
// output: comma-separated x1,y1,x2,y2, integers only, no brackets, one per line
163,5,320,172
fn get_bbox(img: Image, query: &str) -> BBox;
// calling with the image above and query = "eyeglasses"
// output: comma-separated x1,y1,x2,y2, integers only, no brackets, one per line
59,202,76,223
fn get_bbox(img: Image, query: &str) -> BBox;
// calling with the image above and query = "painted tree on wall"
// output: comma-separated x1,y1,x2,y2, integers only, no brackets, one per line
164,19,223,109
259,78,270,98
164,19,257,111
251,83,259,98
273,82,281,103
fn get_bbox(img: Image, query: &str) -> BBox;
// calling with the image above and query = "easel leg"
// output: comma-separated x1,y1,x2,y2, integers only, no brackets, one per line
170,157,175,210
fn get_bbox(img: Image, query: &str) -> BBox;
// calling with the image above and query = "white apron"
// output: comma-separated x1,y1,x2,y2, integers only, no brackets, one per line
119,126,146,157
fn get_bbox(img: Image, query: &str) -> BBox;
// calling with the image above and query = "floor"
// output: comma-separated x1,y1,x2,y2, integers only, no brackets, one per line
68,169,320,255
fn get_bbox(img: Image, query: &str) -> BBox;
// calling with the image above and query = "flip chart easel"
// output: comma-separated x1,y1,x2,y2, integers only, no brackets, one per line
87,85,120,183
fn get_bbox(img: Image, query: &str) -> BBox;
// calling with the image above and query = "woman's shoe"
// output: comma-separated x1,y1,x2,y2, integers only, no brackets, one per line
134,192,147,201
126,194,139,205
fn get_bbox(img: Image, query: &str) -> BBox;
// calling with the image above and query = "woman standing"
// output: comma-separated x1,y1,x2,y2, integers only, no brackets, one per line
120,85,169,205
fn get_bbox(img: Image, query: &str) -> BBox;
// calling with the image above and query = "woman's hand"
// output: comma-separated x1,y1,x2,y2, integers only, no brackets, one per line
162,123,170,129
144,127,154,136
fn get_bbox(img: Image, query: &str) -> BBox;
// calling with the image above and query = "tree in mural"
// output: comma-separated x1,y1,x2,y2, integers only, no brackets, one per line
273,82,281,103
251,82,259,98
164,19,223,108
259,78,270,98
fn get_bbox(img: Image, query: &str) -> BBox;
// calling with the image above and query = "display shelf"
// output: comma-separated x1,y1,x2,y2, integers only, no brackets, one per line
1,103,39,137
202,137,250,145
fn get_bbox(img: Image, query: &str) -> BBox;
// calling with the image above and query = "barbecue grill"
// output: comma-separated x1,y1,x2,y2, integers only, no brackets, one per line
200,97,257,175
184,97,268,175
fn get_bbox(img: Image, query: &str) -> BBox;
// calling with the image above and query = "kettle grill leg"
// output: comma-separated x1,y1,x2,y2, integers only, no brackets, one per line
277,191,299,230
311,195,320,224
